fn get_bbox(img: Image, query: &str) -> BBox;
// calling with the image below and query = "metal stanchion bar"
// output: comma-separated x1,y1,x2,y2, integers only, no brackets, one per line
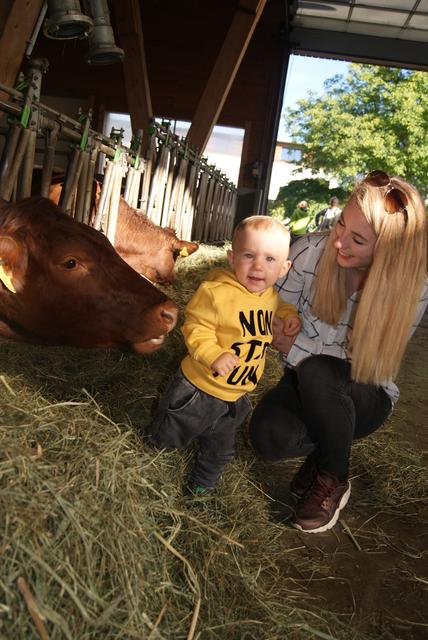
59,148,82,213
19,127,37,198
159,146,176,228
75,151,90,222
40,122,59,196
0,123,21,193
201,177,216,243
106,162,123,244
0,81,238,241
173,157,189,236
208,179,222,242
181,161,198,241
83,144,100,226
0,127,30,200
93,159,114,230
192,171,209,241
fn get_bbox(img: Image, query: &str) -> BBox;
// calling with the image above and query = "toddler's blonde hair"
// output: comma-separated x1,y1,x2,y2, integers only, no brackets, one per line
232,215,290,248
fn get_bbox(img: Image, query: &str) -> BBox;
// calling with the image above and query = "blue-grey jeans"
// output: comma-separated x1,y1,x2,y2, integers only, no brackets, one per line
146,369,252,488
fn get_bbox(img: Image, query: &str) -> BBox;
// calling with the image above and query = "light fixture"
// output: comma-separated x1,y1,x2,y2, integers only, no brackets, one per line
43,0,93,40
84,0,124,66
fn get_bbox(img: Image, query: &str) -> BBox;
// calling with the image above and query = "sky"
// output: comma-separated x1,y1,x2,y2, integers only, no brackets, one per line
277,54,350,141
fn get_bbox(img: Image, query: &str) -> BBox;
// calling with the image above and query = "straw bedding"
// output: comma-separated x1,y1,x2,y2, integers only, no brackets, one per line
0,245,426,639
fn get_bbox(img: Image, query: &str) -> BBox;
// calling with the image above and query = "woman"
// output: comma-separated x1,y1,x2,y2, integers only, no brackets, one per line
316,196,342,231
249,171,427,534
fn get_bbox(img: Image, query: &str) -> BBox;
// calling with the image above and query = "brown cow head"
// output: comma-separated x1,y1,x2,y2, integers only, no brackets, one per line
114,199,199,284
0,197,178,353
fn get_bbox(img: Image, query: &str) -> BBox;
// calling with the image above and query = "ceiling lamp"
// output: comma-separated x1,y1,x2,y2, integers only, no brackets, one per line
43,0,93,40
84,0,124,65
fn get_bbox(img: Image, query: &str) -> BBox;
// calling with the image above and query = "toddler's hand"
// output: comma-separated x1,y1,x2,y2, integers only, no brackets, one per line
283,315,301,336
211,352,239,377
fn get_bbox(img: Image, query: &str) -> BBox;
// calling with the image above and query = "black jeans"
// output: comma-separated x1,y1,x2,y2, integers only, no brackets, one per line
249,355,392,479
146,369,252,488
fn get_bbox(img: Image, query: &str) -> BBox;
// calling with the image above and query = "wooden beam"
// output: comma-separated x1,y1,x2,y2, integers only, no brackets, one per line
240,0,266,12
0,0,45,89
112,0,153,141
186,0,267,154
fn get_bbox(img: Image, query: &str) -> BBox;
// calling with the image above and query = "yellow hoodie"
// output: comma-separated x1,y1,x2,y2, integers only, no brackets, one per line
181,268,298,401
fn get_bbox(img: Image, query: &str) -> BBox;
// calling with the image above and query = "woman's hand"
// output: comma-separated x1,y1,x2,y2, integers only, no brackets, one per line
272,316,297,355
282,315,302,336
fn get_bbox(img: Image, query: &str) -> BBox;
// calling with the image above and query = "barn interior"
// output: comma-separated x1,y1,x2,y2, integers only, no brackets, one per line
1,1,427,234
0,2,427,639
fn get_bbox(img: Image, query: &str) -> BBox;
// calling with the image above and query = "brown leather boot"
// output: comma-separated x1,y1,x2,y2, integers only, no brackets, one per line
293,471,351,533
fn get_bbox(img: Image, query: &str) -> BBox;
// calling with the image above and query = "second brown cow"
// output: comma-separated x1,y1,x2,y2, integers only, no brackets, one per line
49,181,199,284
114,198,199,284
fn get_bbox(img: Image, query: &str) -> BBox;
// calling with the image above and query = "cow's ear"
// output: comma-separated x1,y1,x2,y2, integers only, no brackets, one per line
178,240,199,257
0,235,28,293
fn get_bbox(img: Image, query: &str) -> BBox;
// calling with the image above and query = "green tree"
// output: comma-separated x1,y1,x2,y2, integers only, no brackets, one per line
269,177,349,220
284,65,428,198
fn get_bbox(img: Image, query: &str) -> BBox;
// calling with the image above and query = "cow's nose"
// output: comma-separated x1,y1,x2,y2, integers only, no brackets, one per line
160,300,178,329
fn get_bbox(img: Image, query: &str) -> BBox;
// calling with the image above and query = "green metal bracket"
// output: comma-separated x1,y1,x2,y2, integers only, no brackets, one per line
20,104,31,128
75,110,93,151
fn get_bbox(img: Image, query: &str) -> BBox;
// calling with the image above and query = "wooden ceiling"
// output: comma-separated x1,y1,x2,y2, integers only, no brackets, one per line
1,1,426,210
0,1,289,202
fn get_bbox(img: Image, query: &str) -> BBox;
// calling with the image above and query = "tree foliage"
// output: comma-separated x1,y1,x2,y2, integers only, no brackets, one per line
284,65,428,198
270,177,348,220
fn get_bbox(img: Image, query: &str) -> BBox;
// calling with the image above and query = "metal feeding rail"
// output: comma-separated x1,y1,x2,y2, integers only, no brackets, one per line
0,58,237,242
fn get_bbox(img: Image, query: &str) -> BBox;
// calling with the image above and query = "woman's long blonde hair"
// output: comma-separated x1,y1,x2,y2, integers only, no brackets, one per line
312,175,427,384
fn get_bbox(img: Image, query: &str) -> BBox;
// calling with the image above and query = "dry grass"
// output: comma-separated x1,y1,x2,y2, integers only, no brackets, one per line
0,244,426,639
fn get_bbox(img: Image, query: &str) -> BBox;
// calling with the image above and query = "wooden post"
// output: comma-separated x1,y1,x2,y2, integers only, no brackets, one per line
186,1,267,154
0,1,46,99
112,0,153,150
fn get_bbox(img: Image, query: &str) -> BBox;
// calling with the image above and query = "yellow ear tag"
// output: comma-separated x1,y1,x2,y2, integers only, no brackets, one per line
0,264,16,293
179,246,189,258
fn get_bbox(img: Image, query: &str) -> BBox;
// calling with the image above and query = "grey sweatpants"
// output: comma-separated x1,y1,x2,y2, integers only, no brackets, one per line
146,369,252,488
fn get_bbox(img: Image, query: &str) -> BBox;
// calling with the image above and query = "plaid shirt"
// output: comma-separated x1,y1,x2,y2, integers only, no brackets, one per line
276,233,428,405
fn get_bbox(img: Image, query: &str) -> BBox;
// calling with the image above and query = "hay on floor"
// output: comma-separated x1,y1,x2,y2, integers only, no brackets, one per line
0,244,426,639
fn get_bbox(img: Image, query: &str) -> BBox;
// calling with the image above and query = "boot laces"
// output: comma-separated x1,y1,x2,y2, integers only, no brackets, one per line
306,473,337,508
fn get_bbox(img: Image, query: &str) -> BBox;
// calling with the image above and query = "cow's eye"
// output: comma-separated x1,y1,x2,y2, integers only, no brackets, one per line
63,258,77,269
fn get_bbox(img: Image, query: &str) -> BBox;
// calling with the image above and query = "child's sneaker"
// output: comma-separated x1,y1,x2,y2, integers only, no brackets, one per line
185,482,214,497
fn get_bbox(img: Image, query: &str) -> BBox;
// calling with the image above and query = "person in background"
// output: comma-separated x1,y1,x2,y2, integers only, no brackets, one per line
146,216,301,495
288,200,313,239
315,196,342,231
249,171,427,533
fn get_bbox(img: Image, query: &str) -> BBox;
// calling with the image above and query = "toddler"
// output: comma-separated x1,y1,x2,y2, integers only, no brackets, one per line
146,215,301,493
